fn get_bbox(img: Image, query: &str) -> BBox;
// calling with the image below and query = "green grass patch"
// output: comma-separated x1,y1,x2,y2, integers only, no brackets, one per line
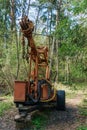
0,96,13,116
66,91,77,99
32,111,48,130
72,82,87,91
76,126,87,130
32,114,47,129
79,99,87,116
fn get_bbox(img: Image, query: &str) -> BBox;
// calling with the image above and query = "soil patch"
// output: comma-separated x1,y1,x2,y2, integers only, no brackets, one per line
0,94,86,130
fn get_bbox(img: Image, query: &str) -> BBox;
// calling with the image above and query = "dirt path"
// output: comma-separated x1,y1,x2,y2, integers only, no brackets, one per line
0,94,87,130
45,94,86,130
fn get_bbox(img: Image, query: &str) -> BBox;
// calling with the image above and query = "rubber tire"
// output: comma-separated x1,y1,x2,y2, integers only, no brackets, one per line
56,90,66,111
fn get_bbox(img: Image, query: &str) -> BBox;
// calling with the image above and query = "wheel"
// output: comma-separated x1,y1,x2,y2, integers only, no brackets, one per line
56,90,66,111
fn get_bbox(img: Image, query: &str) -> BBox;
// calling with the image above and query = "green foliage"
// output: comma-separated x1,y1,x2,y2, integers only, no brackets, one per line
72,82,87,91
54,13,87,82
77,126,87,130
0,96,13,116
66,91,76,99
0,102,12,116
39,0,54,4
0,0,87,88
71,0,87,14
59,43,78,57
79,99,87,116
32,113,47,129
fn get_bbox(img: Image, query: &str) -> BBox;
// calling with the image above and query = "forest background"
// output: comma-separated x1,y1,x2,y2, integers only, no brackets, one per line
0,0,87,94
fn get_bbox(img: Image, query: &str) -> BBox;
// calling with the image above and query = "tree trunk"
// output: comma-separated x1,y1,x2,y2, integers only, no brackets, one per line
55,0,62,82
49,37,55,72
10,0,20,79
15,31,20,79
55,39,59,82
10,0,15,31
65,56,70,83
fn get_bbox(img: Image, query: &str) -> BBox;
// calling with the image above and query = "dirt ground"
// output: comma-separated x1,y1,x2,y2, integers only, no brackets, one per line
0,94,87,130
45,94,87,130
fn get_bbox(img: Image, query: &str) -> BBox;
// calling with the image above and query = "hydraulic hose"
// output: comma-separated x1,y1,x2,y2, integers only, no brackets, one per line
39,79,56,103
28,81,41,103
40,89,56,102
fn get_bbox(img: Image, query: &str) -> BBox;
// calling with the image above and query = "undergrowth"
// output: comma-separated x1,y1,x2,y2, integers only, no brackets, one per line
77,97,87,130
0,96,13,116
79,98,87,116
32,109,49,130
77,126,87,130
66,91,76,99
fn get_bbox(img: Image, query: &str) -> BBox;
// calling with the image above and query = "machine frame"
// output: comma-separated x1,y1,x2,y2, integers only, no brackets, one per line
14,16,65,119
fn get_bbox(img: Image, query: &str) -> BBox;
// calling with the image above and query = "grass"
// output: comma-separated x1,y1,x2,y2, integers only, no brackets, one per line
32,114,47,130
32,84,87,130
77,97,87,130
32,110,49,130
0,96,13,116
79,98,87,116
31,96,87,130
71,82,87,92
76,126,87,130
66,91,77,99
0,82,87,129
60,82,87,99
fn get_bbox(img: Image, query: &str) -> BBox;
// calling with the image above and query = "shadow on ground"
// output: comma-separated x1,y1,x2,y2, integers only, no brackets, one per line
15,104,83,130
0,102,86,130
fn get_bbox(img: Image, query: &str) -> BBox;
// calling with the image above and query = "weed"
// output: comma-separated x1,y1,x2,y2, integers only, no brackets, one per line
77,126,87,130
66,91,76,99
0,96,13,116
79,98,87,116
32,112,48,130
73,82,87,91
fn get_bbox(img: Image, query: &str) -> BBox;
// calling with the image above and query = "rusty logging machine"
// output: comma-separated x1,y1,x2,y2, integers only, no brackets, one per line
14,16,65,118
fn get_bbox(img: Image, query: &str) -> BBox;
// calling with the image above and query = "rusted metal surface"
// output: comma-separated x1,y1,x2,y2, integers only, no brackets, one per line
14,81,27,102
14,16,56,111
